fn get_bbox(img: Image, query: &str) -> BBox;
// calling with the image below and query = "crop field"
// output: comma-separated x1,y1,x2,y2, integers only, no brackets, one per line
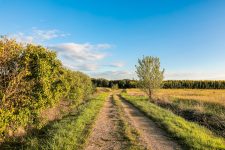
126,88,225,105
126,88,225,118
126,88,225,138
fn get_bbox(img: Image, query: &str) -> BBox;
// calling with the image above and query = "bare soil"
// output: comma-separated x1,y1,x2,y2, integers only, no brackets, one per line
84,95,128,150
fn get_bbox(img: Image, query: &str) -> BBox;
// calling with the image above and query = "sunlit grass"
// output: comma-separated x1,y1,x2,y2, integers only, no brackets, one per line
0,93,109,150
126,88,225,106
121,93,225,150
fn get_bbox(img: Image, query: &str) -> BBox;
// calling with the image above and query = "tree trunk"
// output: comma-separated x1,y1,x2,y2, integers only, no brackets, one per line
148,88,152,101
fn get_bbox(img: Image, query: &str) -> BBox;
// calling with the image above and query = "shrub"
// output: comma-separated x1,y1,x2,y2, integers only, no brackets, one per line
0,38,92,138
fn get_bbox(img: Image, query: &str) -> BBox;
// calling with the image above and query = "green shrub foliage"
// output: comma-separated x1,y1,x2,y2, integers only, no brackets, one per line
0,38,92,138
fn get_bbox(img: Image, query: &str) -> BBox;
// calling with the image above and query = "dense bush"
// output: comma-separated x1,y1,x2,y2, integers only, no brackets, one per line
92,78,225,89
0,38,92,138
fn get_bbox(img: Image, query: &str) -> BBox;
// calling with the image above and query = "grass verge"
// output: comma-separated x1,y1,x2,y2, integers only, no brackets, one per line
0,93,109,150
156,98,225,138
113,94,146,150
126,89,225,137
121,93,225,150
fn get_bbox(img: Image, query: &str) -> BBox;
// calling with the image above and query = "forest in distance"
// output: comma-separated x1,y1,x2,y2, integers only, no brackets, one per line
92,78,225,89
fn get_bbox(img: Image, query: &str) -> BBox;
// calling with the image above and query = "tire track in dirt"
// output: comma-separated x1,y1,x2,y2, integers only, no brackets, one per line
120,97,182,150
84,95,127,150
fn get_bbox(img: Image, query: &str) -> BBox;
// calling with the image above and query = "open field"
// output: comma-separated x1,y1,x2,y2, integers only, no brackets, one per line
126,88,225,106
1,89,225,149
126,89,225,137
121,93,225,150
126,88,225,120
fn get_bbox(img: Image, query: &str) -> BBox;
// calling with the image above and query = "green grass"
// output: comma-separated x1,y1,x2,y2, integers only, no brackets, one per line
126,92,225,138
113,94,146,150
1,93,109,150
172,98,225,117
121,93,225,150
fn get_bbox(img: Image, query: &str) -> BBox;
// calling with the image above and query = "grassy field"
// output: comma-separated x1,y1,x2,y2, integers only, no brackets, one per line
1,89,225,149
0,93,109,150
121,92,225,150
126,88,225,137
127,88,225,106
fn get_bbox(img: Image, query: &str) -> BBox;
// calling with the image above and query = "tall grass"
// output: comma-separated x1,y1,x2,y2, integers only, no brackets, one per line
121,93,225,150
126,89,225,137
126,89,225,106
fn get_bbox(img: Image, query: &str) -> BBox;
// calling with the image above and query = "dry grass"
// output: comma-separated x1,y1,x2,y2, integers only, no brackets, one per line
126,88,225,106
121,93,225,150
126,88,225,138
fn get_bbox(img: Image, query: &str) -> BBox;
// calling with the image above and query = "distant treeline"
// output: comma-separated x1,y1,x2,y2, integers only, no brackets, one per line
92,78,225,89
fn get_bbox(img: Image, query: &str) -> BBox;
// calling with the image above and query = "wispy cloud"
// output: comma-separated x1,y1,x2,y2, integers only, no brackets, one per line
90,70,136,80
165,71,225,80
9,28,114,73
32,28,68,40
108,62,125,68
50,42,111,72
10,28,68,43
91,71,225,80
51,43,108,61
63,63,99,71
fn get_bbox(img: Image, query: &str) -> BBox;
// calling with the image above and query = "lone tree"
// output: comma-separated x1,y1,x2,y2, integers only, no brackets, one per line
135,56,164,101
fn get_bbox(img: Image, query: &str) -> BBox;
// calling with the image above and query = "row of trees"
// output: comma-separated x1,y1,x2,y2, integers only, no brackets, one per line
0,38,93,138
92,78,225,89
163,80,225,89
92,78,138,88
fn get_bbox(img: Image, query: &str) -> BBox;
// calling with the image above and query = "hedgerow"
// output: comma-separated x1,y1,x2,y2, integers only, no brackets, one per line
0,38,92,139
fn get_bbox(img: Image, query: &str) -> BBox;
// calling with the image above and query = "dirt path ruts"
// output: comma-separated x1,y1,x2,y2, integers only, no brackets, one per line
120,98,182,150
85,95,127,150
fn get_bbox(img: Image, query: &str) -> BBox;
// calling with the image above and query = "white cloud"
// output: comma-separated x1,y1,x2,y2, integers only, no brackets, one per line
64,63,99,72
51,43,108,62
10,28,68,43
11,32,34,43
96,44,112,49
32,29,68,40
108,62,125,68
165,71,225,80
90,70,136,80
50,42,111,72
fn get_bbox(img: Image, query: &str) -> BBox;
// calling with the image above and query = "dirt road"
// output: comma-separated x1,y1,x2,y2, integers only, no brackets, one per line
121,98,181,150
85,94,181,150
84,95,127,150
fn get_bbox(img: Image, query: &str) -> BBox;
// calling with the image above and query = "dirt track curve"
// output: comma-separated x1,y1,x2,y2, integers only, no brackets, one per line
85,94,181,150
120,97,181,150
85,95,127,150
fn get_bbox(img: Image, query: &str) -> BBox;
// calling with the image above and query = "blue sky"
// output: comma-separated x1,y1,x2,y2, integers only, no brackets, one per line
1,0,225,80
